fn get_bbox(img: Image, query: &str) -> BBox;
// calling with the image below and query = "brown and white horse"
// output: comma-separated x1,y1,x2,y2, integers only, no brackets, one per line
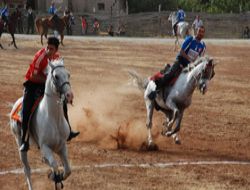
35,15,69,46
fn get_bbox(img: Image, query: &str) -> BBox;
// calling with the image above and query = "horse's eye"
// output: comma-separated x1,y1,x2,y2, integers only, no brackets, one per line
55,74,59,80
68,73,70,78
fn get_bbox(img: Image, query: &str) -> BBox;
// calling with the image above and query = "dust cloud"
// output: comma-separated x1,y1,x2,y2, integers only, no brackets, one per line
68,83,150,150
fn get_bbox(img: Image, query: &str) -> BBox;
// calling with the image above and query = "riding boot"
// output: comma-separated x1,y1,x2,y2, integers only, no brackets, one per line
63,101,80,141
20,136,29,152
19,82,36,152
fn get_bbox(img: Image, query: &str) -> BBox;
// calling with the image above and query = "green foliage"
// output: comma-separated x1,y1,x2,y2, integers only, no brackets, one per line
127,0,250,13
128,0,177,13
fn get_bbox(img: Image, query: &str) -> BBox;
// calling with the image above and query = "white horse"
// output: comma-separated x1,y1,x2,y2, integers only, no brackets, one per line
168,11,193,51
129,56,216,150
9,58,73,190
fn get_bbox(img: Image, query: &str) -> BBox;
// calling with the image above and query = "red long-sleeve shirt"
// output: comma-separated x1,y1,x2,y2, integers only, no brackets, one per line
25,48,59,83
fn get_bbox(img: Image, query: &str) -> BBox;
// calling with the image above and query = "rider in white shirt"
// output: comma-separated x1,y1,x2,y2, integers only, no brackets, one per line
192,15,203,34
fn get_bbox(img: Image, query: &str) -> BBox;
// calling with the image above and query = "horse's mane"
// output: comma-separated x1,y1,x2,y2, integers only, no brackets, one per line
51,58,64,66
182,56,210,73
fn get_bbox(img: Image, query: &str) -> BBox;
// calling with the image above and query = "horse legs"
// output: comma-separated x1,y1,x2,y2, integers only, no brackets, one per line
60,33,64,46
161,110,172,135
11,121,33,190
40,32,48,45
58,145,71,180
165,100,178,132
10,33,17,49
174,36,179,51
144,98,158,151
170,109,184,144
145,99,154,145
40,34,44,45
41,145,63,188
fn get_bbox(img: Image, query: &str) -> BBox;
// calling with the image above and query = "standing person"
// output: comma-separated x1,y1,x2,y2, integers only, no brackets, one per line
16,7,23,33
192,15,203,34
0,2,8,28
81,16,87,35
26,6,35,34
243,26,250,38
148,26,206,99
48,1,57,15
92,18,100,34
108,24,114,36
64,7,70,35
64,9,75,35
173,6,186,36
19,37,80,152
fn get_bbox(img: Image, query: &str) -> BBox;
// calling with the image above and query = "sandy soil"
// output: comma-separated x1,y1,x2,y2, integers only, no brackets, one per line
0,35,250,190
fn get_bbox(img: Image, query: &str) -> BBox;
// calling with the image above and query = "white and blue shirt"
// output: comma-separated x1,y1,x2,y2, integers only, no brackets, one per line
0,6,8,17
177,36,206,66
177,9,185,22
48,5,57,15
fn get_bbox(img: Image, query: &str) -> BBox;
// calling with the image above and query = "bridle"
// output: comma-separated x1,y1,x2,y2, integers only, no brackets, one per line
50,65,70,95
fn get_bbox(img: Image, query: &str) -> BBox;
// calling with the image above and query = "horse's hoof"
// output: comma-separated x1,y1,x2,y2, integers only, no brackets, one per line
140,142,159,151
165,131,172,137
175,139,181,145
147,142,159,151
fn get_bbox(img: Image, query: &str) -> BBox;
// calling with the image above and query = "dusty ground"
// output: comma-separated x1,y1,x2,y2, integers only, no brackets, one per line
0,35,250,190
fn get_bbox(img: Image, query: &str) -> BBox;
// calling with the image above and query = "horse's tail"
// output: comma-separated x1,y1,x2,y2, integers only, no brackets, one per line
128,70,149,91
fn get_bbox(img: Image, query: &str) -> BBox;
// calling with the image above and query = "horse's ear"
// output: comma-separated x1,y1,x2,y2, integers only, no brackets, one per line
208,58,213,66
48,60,54,69
60,57,64,65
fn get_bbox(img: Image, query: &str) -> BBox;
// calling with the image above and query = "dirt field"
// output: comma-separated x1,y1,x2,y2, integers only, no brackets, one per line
0,35,250,190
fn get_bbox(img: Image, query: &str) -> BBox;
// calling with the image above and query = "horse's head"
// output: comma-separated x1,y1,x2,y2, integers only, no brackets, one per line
197,57,216,94
48,58,74,104
168,12,176,22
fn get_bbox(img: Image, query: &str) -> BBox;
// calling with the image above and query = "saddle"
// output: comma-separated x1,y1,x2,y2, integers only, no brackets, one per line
150,63,180,87
11,96,43,126
48,15,60,29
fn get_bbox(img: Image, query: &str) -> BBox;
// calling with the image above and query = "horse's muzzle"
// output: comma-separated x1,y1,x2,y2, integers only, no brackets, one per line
65,90,74,105
200,83,207,95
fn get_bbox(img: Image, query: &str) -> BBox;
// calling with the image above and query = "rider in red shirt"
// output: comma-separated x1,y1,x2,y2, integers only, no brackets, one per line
20,37,80,152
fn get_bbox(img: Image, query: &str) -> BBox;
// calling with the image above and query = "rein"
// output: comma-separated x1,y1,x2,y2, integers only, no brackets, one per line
45,65,70,100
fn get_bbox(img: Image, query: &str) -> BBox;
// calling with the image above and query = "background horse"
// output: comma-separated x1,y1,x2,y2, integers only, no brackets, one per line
0,12,18,49
35,15,69,46
10,59,73,190
168,11,193,51
129,56,216,150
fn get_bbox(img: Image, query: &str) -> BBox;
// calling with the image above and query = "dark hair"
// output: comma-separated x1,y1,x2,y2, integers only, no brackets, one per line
47,37,60,49
198,25,205,31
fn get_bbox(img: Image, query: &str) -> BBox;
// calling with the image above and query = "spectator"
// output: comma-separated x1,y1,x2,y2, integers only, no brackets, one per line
192,15,203,34
81,16,87,35
63,7,70,16
64,8,74,35
16,7,23,33
108,24,114,36
92,18,100,35
0,2,9,28
118,23,126,36
26,6,34,34
243,26,250,39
